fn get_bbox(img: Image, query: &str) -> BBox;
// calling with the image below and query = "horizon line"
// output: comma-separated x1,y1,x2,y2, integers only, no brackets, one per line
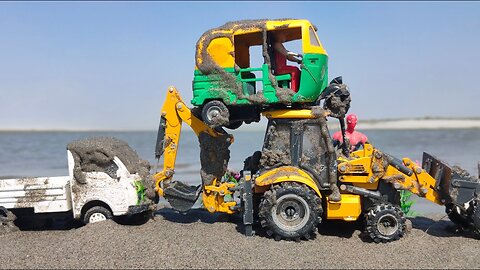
1,116,480,132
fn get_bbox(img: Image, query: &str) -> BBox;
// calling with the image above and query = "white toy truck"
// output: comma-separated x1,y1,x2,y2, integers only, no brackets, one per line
0,137,153,225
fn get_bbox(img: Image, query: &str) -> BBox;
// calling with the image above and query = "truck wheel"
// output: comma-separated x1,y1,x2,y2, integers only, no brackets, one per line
365,203,406,243
259,182,322,241
201,100,229,127
83,206,113,224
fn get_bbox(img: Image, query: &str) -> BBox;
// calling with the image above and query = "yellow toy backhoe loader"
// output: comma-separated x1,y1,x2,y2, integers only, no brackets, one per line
153,86,480,243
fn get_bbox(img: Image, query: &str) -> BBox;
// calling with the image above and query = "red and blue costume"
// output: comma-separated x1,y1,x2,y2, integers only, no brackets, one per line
333,114,368,151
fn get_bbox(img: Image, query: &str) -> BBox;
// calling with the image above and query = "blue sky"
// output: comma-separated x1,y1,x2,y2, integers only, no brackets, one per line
0,2,479,130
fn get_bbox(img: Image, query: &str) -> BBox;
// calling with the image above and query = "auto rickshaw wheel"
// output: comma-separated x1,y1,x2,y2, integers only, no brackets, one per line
201,100,230,127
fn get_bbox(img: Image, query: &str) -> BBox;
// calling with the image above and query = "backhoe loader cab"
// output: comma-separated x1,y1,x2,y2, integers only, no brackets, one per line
246,109,368,240
258,118,333,190
192,19,329,128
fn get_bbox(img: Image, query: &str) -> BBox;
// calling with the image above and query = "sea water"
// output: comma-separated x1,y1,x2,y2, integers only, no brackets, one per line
0,129,478,213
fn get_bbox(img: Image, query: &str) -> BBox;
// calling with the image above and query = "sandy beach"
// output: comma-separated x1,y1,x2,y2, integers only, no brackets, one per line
0,210,479,269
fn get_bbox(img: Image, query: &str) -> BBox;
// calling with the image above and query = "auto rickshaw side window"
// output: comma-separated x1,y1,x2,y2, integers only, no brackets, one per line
309,26,321,47
234,42,250,69
234,32,263,69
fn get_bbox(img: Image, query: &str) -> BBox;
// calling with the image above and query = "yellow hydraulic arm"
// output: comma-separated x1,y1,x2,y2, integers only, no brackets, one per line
338,143,444,205
152,86,237,213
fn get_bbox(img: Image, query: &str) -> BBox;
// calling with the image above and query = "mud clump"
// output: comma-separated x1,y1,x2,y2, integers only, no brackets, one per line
259,124,291,168
260,148,291,168
310,105,328,118
0,207,18,235
322,83,351,119
67,137,154,197
199,132,232,186
452,165,479,182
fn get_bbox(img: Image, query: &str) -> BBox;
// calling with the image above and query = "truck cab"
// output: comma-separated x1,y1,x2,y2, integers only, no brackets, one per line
67,150,151,223
0,137,152,225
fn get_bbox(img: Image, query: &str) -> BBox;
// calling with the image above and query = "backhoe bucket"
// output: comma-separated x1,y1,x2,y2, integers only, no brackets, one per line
163,181,202,212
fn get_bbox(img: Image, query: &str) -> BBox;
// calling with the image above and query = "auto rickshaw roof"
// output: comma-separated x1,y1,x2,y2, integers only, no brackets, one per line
198,19,315,44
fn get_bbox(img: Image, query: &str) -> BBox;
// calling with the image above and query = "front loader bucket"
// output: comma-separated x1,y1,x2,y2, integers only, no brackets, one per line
423,152,480,235
423,152,480,205
163,181,202,212
422,152,454,204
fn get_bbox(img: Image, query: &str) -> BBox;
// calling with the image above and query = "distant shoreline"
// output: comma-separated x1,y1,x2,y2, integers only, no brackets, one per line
354,118,480,130
1,117,480,132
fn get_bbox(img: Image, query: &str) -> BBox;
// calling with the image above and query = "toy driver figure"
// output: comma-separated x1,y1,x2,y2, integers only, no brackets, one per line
272,32,303,92
333,113,369,152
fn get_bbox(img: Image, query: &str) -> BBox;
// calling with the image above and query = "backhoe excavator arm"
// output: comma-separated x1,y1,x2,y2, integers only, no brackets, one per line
153,86,221,190
152,86,237,214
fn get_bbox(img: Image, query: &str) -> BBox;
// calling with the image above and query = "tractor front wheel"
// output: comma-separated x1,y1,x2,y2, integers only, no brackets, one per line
365,203,406,243
259,182,322,241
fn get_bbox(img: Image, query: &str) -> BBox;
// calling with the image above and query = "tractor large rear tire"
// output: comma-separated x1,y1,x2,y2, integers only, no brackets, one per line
365,203,406,243
258,182,322,241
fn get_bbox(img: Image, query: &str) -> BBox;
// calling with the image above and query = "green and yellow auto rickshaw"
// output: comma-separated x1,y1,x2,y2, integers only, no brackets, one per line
192,19,330,129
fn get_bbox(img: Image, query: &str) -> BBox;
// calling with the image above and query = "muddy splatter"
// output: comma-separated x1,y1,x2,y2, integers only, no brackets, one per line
260,148,291,168
198,132,232,186
260,167,304,184
208,107,230,128
17,182,48,205
310,105,328,118
259,124,291,168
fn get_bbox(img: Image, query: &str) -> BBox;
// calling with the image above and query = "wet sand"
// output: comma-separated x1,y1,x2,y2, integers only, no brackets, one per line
0,210,478,269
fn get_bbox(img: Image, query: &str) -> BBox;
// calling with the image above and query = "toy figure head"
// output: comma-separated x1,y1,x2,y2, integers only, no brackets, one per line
346,113,358,131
